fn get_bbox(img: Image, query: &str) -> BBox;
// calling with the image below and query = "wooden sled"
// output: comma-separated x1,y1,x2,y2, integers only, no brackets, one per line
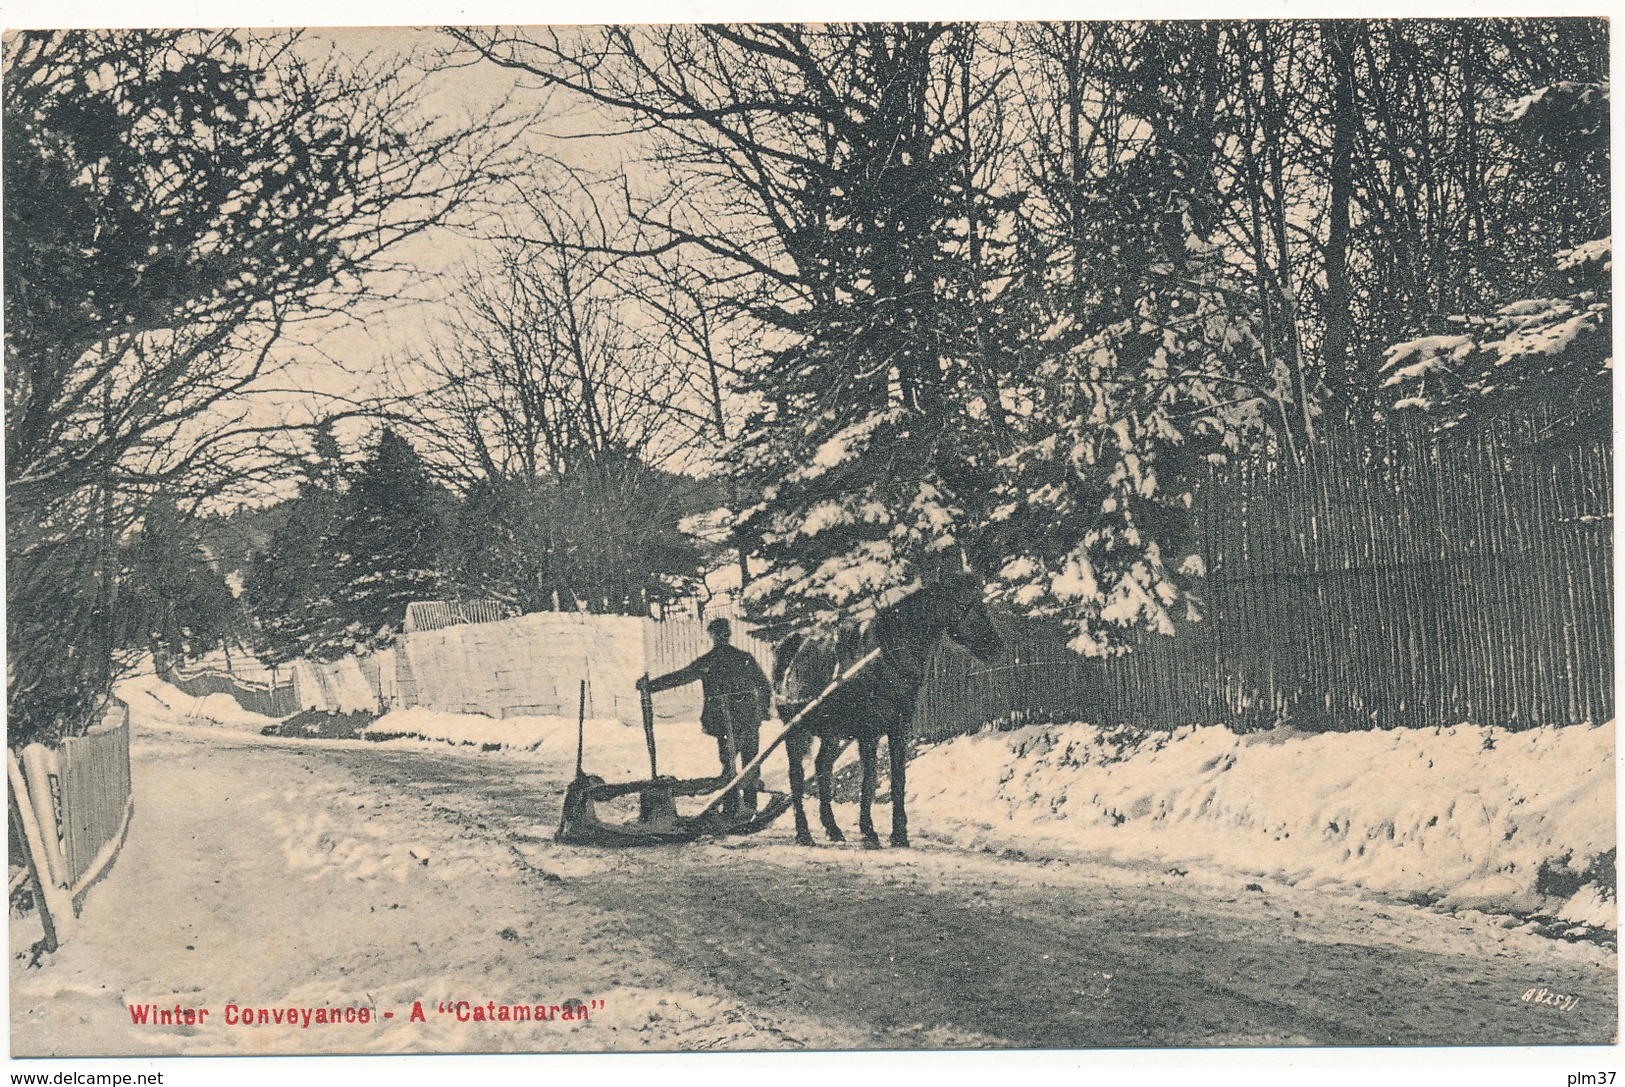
554,651,879,848
554,772,793,847
553,676,796,847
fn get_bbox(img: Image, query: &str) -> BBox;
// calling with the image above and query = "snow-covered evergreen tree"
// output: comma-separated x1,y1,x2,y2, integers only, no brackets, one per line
1383,82,1610,443
731,26,1015,635
984,124,1270,654
122,498,240,663
322,428,451,658
731,35,1020,627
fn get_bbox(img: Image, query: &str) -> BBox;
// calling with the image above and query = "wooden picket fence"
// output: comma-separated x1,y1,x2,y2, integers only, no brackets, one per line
57,707,135,888
915,417,1613,741
164,662,299,718
8,698,134,949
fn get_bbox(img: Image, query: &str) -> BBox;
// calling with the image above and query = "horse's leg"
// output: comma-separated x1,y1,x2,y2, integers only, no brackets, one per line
814,738,845,843
787,732,813,846
888,730,910,848
857,734,881,849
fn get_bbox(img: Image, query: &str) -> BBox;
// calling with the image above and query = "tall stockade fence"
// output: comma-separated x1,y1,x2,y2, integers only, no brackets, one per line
169,411,1609,742
8,697,134,950
914,416,1612,742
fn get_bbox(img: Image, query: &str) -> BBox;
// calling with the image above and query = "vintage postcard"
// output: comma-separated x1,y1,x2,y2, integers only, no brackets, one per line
5,14,1615,1081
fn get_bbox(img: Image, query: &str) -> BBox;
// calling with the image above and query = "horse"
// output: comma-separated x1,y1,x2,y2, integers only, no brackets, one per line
771,571,1003,849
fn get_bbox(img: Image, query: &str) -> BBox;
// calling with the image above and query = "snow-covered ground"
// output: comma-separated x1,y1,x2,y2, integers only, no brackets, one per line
11,676,857,1056
270,678,1614,932
13,675,1616,1059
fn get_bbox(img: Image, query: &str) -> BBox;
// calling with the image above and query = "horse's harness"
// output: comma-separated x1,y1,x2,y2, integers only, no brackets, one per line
872,588,984,687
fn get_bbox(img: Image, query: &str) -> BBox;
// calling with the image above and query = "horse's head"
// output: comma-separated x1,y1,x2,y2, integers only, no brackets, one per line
932,570,1003,664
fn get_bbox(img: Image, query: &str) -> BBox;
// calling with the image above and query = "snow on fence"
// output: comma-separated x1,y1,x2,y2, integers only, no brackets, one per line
392,611,648,722
164,662,298,718
916,416,1613,740
275,611,778,727
357,648,398,707
8,699,134,949
292,657,380,714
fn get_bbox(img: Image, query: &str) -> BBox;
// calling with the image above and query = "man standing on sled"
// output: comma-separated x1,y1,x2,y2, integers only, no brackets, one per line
638,618,775,815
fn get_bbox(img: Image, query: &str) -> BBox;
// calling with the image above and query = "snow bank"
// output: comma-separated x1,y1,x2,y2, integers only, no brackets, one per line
363,707,739,784
910,720,1615,927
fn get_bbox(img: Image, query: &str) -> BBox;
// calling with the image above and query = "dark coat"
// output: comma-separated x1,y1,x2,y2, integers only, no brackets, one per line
647,643,774,739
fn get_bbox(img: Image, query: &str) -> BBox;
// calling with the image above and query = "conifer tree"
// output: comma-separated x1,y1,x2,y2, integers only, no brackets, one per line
447,476,545,613
242,422,352,664
122,499,240,664
244,488,346,666
1382,81,1611,444
982,25,1271,652
705,25,1014,632
322,428,451,658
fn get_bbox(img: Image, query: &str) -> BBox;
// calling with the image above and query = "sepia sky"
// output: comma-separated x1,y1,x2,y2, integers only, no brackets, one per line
5,0,1579,27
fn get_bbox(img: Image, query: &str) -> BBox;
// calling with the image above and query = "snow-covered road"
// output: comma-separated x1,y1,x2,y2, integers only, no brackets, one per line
11,686,1617,1055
